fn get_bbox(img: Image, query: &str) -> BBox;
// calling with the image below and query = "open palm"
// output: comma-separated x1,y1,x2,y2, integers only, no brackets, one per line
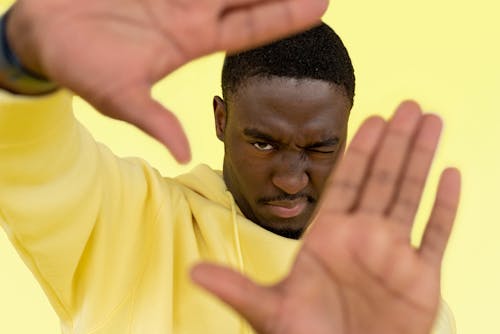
192,101,461,334
8,0,327,161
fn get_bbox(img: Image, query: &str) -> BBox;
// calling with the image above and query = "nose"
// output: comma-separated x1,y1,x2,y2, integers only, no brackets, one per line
271,151,309,195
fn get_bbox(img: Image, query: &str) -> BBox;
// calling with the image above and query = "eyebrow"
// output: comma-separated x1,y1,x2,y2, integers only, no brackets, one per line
243,128,279,143
243,128,339,148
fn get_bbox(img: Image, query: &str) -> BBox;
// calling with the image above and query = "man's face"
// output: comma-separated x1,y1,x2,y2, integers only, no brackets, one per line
214,76,351,238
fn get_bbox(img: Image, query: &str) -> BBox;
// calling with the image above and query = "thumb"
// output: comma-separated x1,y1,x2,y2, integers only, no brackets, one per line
191,263,279,333
91,84,191,163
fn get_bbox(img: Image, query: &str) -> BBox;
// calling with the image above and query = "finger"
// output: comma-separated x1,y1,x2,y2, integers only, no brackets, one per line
358,101,422,213
98,85,191,163
420,168,461,267
223,0,272,6
388,114,443,229
191,263,279,332
314,116,385,215
218,0,329,53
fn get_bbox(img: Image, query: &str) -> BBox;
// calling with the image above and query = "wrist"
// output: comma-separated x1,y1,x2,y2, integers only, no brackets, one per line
0,8,58,95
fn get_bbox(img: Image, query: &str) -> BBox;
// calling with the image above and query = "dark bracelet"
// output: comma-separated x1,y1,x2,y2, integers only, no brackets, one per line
0,8,58,95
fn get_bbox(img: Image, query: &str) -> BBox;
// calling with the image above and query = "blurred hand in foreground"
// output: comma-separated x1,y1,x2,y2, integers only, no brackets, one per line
6,0,328,161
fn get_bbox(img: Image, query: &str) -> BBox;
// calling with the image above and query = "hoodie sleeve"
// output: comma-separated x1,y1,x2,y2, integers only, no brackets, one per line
0,90,169,327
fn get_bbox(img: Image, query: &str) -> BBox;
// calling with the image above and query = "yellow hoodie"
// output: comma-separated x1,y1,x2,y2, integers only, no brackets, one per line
0,90,455,334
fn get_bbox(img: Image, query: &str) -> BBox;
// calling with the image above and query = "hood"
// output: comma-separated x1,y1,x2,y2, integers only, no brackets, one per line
174,164,240,213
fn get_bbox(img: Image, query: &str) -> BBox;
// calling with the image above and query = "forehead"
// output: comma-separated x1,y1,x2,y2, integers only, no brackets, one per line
227,76,351,140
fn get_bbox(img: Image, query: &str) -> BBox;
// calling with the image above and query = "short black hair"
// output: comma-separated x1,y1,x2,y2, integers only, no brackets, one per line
221,23,355,105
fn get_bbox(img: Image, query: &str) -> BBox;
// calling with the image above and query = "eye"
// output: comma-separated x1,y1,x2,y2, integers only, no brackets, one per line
306,146,337,155
253,142,275,151
309,148,336,154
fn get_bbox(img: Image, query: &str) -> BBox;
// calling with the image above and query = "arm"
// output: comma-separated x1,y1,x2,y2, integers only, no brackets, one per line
0,0,328,325
0,88,175,323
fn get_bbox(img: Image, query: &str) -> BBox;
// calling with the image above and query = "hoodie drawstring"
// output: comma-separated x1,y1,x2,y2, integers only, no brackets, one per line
225,191,251,334
226,191,245,274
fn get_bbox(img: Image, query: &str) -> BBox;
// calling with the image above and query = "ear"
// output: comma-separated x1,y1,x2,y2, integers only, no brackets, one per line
213,96,227,141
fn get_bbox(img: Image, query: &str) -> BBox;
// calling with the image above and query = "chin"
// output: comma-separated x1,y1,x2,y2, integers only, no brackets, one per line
259,218,308,239
273,228,304,239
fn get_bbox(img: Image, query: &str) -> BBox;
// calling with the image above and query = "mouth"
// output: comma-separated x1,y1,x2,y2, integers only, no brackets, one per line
264,198,308,219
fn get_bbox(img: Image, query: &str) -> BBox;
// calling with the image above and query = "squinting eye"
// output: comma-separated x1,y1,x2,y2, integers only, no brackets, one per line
253,142,274,151
310,149,336,154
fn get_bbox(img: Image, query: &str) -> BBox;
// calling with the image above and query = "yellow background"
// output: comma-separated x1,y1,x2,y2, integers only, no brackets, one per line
1,0,499,333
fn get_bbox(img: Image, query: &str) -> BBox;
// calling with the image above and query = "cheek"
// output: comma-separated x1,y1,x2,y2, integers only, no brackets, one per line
309,157,340,193
226,144,272,188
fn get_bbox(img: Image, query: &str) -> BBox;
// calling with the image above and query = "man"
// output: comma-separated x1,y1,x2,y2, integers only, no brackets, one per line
0,0,460,333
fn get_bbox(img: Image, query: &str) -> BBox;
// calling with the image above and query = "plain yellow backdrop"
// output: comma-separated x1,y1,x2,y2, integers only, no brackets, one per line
1,0,499,333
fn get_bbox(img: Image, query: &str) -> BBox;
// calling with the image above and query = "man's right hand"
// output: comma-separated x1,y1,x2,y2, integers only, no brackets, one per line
5,0,328,162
